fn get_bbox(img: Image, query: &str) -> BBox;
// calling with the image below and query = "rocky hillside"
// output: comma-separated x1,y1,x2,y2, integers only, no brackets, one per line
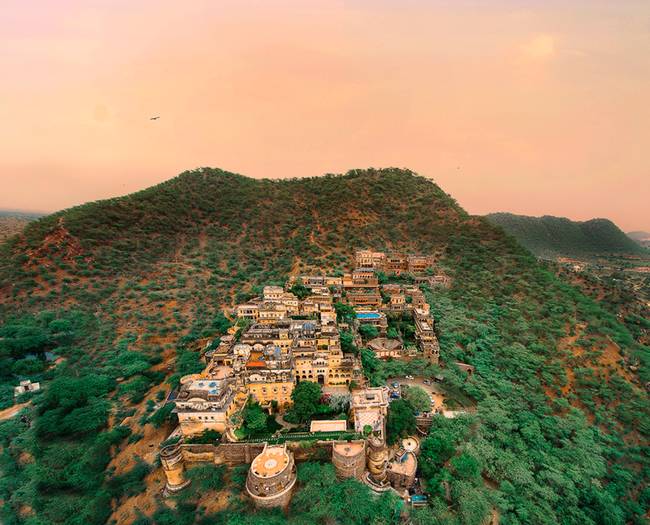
486,212,646,259
0,168,648,525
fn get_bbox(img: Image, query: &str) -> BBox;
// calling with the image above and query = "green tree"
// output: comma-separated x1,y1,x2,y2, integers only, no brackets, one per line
211,312,232,334
450,452,481,481
334,302,356,323
386,398,416,444
403,385,431,413
387,326,400,339
185,464,225,498
359,324,379,340
340,330,357,354
289,381,322,423
148,403,176,428
243,402,268,435
291,462,400,524
186,429,222,444
290,281,311,300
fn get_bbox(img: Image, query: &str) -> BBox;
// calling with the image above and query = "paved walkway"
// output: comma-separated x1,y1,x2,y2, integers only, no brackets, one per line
322,385,349,395
275,413,300,430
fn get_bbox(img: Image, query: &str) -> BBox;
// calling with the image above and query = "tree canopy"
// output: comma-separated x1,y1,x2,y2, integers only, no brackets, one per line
286,381,322,423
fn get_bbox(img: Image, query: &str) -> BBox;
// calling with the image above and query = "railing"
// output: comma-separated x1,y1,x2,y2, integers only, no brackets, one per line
236,430,362,444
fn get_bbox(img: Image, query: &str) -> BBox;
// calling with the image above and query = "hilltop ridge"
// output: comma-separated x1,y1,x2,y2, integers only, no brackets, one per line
486,212,645,259
0,168,468,306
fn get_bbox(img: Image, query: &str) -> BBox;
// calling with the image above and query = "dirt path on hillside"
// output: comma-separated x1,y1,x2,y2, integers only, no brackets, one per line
0,402,30,421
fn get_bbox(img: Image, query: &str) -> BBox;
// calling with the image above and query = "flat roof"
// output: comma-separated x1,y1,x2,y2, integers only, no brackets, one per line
250,445,290,478
351,387,388,408
388,452,417,476
310,419,347,432
332,441,365,456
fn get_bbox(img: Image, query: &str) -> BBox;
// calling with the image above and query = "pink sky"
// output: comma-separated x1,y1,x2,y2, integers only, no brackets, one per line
1,0,648,230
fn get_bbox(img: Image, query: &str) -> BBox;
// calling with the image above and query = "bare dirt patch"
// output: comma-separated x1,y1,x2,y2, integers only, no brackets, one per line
0,401,30,421
109,468,167,525
599,337,634,382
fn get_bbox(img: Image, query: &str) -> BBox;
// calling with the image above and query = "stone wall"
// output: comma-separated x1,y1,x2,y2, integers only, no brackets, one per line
178,442,268,465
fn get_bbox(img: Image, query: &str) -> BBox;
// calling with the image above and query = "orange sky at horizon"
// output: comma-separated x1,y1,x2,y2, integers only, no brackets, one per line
1,0,648,230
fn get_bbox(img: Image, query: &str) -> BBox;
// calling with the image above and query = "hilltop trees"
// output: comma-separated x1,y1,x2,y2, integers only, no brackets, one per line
35,374,115,438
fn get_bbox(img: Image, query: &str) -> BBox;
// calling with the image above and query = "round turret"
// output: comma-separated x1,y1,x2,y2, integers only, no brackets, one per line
160,444,190,492
366,435,388,484
332,440,366,479
246,444,297,508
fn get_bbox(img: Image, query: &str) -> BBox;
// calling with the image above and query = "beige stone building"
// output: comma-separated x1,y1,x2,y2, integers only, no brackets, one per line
174,367,241,436
160,444,191,492
351,387,389,438
367,338,403,359
332,440,366,479
386,450,418,490
355,250,386,269
414,307,440,364
193,300,362,415
354,249,434,275
347,290,382,308
343,268,379,288
14,379,40,397
407,254,434,273
242,345,295,408
385,252,408,274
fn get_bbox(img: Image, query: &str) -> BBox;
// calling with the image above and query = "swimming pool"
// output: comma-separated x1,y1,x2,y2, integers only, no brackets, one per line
356,312,381,320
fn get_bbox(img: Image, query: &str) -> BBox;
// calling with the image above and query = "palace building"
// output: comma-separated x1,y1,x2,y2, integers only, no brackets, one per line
353,249,434,275
163,249,448,507
175,285,363,436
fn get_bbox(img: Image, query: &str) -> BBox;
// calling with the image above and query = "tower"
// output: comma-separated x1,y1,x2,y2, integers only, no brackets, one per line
366,435,389,486
246,443,297,508
332,440,366,479
160,444,190,493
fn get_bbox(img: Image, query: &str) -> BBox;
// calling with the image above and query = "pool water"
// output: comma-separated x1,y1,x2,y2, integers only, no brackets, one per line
356,312,381,319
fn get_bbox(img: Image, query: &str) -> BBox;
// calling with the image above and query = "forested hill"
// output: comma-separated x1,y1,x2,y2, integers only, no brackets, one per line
486,212,646,259
0,168,648,525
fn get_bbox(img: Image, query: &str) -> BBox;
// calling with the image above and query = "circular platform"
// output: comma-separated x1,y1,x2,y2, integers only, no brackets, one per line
402,436,420,453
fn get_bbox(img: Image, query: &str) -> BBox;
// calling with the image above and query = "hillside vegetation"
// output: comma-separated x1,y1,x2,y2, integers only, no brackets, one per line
0,168,648,525
0,211,42,243
627,231,650,249
486,212,646,259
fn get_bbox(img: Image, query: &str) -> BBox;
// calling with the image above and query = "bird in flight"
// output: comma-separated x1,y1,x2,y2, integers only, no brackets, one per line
150,116,160,120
